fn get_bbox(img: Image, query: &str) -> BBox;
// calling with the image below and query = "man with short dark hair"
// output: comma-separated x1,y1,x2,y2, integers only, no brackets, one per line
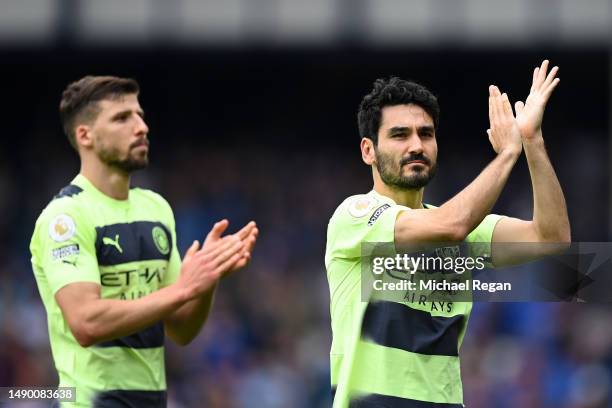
30,75,258,407
326,61,570,407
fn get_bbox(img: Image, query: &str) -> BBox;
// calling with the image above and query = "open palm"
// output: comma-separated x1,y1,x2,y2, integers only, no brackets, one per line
515,60,560,140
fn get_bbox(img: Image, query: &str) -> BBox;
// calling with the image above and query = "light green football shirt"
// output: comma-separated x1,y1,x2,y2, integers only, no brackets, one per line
325,190,502,407
30,174,181,407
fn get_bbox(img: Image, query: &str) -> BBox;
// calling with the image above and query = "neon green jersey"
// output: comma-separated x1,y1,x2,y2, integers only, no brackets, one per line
30,174,181,407
325,190,502,407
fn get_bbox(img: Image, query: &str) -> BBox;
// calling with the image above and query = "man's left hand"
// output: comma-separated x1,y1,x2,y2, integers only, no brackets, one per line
515,59,560,141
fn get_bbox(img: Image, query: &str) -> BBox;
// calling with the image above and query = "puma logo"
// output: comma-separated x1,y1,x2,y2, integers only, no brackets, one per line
103,234,123,253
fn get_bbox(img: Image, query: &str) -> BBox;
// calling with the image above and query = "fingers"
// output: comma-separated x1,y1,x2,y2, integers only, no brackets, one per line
492,87,500,119
231,253,252,271
183,240,200,261
196,220,258,274
538,60,549,84
533,60,549,89
543,65,559,88
244,231,258,254
204,219,229,244
216,251,245,276
488,86,499,144
515,101,524,115
200,234,243,263
489,85,501,124
236,229,258,269
487,84,521,154
543,78,560,99
489,85,513,122
201,220,258,254
527,60,561,106
542,63,560,100
488,86,494,123
488,85,502,152
532,59,559,93
236,221,257,240
501,92,513,118
227,228,258,272
208,238,243,275
216,237,244,269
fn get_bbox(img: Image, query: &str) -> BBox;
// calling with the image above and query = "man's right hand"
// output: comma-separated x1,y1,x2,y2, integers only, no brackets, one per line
177,224,245,300
487,85,522,157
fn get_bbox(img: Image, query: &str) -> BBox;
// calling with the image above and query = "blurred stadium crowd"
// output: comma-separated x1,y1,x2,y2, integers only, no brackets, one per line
0,45,610,408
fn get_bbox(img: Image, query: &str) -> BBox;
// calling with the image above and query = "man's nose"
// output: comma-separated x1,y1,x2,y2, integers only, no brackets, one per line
135,115,149,136
407,134,423,155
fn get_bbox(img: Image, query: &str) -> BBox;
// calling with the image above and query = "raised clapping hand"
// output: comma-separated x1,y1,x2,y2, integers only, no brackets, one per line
178,219,258,299
206,219,258,273
515,59,560,141
487,85,522,157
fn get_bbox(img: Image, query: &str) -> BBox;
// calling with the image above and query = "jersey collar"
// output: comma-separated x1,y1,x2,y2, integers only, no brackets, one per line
368,189,430,209
72,174,132,208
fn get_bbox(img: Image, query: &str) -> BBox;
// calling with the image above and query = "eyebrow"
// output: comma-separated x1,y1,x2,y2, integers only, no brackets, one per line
111,109,145,119
388,126,409,135
388,125,435,135
418,125,435,133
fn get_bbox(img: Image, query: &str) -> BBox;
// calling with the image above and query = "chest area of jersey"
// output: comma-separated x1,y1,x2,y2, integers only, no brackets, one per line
95,221,172,298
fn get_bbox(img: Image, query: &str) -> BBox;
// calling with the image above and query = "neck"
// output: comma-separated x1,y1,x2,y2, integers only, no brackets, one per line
373,175,424,209
80,159,130,200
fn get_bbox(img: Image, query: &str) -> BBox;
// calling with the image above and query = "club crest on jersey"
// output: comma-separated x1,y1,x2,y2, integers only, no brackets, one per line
49,214,76,242
348,196,378,218
152,226,170,255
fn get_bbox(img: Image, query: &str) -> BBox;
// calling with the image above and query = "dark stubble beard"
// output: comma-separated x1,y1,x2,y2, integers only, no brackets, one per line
374,147,437,190
98,144,149,173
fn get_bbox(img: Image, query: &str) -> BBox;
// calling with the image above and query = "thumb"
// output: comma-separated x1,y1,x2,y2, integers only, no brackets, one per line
183,240,199,260
514,101,524,115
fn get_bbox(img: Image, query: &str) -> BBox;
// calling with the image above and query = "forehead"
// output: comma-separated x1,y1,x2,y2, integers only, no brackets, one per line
379,104,433,130
96,93,141,114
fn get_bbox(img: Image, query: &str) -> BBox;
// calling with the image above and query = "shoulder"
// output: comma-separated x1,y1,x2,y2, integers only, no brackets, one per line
131,188,172,209
130,187,175,222
328,193,398,231
330,193,377,221
31,183,91,250
326,193,407,264
36,183,90,228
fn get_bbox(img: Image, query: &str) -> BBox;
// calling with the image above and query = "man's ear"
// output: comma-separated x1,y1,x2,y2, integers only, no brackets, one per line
75,125,93,149
361,137,376,165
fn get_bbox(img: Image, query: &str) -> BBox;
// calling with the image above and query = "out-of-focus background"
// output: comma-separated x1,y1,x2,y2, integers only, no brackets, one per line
0,1,611,407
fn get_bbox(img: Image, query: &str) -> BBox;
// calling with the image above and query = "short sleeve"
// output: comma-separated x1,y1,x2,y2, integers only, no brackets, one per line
161,233,181,287
158,199,181,288
31,201,100,294
326,195,407,265
465,214,504,264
